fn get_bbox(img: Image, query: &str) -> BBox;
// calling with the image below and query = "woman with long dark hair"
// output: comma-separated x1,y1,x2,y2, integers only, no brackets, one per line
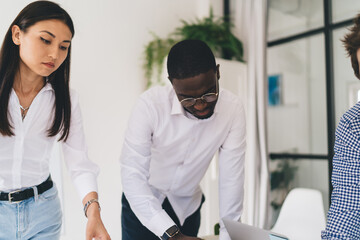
0,1,110,239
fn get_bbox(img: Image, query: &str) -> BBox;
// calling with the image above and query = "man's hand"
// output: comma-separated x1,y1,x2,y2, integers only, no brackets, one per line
171,232,203,240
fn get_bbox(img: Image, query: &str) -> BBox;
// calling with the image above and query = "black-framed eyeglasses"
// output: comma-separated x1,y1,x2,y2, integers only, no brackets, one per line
180,80,219,108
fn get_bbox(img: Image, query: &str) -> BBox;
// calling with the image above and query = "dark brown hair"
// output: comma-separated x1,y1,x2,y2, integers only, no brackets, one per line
0,1,74,141
343,13,360,80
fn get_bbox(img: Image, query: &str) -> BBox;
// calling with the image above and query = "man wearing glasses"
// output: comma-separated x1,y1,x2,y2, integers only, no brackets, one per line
120,40,246,240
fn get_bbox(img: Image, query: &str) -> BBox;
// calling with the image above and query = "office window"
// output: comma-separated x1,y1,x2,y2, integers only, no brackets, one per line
268,0,324,41
332,0,360,23
267,0,357,226
268,34,327,155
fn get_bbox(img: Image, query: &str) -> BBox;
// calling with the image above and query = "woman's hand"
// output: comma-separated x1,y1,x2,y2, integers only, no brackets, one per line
83,192,111,240
85,209,111,239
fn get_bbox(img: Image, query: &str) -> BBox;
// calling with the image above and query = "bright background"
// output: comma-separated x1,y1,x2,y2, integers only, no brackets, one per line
0,1,226,239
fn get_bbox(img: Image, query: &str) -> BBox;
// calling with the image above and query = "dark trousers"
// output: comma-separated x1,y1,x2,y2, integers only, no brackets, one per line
121,193,205,240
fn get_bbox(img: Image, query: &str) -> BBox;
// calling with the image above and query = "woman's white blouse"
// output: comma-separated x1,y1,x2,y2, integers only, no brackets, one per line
0,83,99,200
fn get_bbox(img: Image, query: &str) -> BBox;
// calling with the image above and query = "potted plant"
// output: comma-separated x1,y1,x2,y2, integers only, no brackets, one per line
143,9,245,87
270,158,298,225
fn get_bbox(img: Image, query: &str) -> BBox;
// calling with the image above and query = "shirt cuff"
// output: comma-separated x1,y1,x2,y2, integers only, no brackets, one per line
147,209,176,237
73,172,98,200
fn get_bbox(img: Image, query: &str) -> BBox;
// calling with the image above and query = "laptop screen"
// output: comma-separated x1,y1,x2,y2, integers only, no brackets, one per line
269,234,289,240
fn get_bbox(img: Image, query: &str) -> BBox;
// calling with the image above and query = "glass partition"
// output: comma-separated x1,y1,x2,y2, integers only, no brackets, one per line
270,158,329,226
268,0,324,41
332,0,360,23
267,34,328,155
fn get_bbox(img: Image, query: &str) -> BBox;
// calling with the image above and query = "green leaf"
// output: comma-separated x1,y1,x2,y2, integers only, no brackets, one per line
143,8,244,87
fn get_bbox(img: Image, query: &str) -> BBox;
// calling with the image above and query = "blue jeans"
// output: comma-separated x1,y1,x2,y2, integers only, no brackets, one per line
0,185,62,240
121,193,205,240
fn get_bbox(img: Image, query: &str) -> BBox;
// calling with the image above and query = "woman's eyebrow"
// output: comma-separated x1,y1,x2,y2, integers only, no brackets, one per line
40,30,71,43
40,30,55,38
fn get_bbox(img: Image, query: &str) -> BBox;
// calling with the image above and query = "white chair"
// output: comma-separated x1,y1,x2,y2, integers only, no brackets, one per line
271,188,326,240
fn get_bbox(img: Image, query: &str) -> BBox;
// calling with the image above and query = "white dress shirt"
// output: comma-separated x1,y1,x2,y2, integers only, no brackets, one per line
0,82,99,200
120,85,246,240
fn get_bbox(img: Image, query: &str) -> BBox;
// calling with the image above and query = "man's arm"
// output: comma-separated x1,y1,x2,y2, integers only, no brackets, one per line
218,103,246,240
120,97,176,237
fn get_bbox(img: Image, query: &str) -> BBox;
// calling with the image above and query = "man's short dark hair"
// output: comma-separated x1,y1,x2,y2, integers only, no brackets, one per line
343,13,360,80
167,39,216,81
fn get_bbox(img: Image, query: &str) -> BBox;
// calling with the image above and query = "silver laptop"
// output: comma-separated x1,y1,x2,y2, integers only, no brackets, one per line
223,218,289,240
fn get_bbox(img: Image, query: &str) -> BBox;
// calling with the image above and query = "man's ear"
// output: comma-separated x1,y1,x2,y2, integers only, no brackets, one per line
11,25,21,45
216,64,220,80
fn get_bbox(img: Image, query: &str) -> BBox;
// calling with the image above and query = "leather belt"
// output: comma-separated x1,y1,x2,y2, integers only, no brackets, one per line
0,176,53,203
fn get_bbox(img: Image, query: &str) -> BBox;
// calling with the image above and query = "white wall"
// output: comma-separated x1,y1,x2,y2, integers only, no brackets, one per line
0,1,223,239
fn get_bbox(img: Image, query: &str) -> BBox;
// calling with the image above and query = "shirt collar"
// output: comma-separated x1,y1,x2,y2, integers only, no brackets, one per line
11,78,54,95
170,88,220,118
171,92,185,115
42,81,54,92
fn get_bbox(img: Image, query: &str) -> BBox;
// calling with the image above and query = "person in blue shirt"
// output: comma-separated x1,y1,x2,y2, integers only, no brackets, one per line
322,13,360,239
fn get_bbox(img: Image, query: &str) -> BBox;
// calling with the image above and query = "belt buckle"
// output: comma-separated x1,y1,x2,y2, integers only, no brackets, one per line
8,190,21,203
